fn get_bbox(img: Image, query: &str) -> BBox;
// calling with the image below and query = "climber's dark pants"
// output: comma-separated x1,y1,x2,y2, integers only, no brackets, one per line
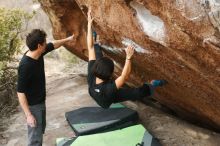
113,84,153,103
94,43,103,59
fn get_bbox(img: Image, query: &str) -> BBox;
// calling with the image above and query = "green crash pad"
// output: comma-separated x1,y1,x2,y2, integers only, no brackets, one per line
65,103,138,136
57,124,146,146
141,131,161,146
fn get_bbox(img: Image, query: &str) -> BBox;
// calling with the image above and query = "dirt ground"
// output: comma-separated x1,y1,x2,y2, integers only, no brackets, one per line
0,57,220,146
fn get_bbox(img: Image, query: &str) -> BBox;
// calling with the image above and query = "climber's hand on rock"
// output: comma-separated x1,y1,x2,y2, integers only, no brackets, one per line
125,45,134,60
88,8,94,24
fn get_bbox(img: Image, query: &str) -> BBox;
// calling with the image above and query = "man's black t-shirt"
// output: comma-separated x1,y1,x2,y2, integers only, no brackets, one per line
17,43,54,106
87,60,118,109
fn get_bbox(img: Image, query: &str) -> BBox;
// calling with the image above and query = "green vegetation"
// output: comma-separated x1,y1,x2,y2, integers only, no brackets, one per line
0,8,33,76
0,8,33,119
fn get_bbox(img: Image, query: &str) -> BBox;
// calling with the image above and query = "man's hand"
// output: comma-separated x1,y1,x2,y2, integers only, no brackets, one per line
17,92,37,127
66,34,74,42
125,45,135,60
88,8,94,24
52,34,75,49
27,114,37,127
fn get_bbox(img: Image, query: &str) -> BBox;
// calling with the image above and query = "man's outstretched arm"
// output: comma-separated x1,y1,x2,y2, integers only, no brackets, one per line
52,34,74,49
87,8,96,61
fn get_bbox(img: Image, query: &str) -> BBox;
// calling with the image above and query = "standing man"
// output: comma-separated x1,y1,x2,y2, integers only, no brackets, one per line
17,29,74,146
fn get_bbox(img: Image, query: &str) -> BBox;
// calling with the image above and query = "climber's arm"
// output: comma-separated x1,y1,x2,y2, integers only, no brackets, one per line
115,45,134,89
87,9,95,61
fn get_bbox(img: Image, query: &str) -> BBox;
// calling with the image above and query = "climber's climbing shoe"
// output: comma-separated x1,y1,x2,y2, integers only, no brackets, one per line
151,80,168,87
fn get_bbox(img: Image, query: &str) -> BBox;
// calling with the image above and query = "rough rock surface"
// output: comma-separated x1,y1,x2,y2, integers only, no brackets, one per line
39,0,220,131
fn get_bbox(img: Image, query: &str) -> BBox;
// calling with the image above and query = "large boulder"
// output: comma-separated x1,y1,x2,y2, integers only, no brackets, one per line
39,0,220,131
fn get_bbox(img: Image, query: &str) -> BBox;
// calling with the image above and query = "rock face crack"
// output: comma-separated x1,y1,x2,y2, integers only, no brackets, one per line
39,0,220,131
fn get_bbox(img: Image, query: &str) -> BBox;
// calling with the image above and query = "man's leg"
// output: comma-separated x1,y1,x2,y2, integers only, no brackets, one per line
28,103,46,146
28,124,43,146
42,109,46,134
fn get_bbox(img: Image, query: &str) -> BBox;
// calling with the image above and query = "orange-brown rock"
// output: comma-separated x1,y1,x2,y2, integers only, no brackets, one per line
39,0,220,131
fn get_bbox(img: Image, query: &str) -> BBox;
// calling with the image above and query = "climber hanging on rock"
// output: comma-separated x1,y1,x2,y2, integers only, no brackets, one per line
86,8,168,109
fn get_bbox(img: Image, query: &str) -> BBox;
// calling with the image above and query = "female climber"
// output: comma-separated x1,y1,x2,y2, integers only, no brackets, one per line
87,8,167,108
